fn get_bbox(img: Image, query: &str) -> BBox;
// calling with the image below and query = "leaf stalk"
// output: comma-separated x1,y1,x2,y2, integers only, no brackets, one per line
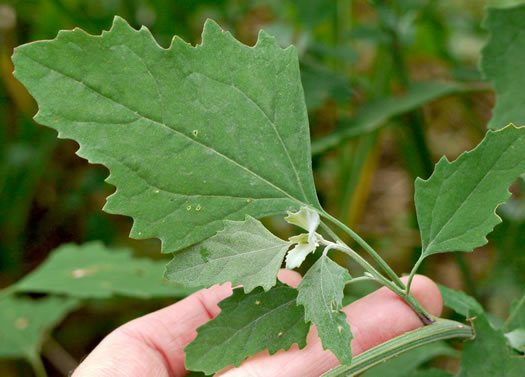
318,237,432,323
320,212,406,290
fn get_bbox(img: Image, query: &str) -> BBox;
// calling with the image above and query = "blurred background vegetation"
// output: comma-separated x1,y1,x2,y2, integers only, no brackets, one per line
1,0,524,376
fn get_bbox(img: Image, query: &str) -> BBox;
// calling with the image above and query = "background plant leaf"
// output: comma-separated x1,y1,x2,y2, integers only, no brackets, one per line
505,294,525,332
184,284,309,374
457,314,525,377
13,242,192,298
297,255,353,365
438,285,483,317
165,216,291,293
415,125,525,257
12,16,320,253
480,5,525,129
0,295,78,361
311,82,464,155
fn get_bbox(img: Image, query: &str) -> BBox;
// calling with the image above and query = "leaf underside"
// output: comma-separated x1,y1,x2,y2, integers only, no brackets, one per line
297,255,353,365
12,17,320,253
165,216,291,293
13,242,192,299
480,5,525,129
0,295,78,360
415,125,525,257
184,284,309,374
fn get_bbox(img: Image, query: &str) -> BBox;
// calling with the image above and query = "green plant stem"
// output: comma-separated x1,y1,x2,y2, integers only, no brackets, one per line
406,255,424,296
320,211,406,290
320,239,432,323
320,221,346,245
29,354,48,377
344,275,377,286
320,318,473,377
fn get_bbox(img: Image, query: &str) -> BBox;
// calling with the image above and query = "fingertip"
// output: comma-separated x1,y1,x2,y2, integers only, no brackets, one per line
277,269,302,288
403,274,443,317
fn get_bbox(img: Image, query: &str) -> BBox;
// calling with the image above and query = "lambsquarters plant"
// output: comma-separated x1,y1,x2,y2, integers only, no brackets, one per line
12,15,525,376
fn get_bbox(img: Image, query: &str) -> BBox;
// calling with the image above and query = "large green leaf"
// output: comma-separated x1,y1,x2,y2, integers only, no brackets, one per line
457,314,525,377
415,125,525,257
0,295,78,361
480,5,525,129
12,17,320,253
438,285,483,317
297,255,353,365
184,284,309,374
13,242,192,298
165,216,291,293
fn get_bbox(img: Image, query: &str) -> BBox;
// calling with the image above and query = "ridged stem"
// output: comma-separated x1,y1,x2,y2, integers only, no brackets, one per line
321,318,474,377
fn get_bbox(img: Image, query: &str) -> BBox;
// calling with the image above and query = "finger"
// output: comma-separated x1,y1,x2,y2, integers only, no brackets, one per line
218,274,442,377
73,282,233,377
277,269,302,288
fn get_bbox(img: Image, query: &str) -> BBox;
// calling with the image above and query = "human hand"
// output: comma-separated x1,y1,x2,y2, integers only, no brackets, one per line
72,271,442,377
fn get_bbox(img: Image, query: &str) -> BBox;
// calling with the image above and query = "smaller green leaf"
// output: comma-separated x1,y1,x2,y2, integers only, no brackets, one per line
285,206,320,235
285,233,319,269
0,295,79,361
185,284,309,374
438,285,484,317
415,125,525,257
297,255,353,365
13,242,191,299
165,216,291,293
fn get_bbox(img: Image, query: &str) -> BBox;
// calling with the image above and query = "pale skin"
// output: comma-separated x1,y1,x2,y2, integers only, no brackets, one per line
72,272,442,377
